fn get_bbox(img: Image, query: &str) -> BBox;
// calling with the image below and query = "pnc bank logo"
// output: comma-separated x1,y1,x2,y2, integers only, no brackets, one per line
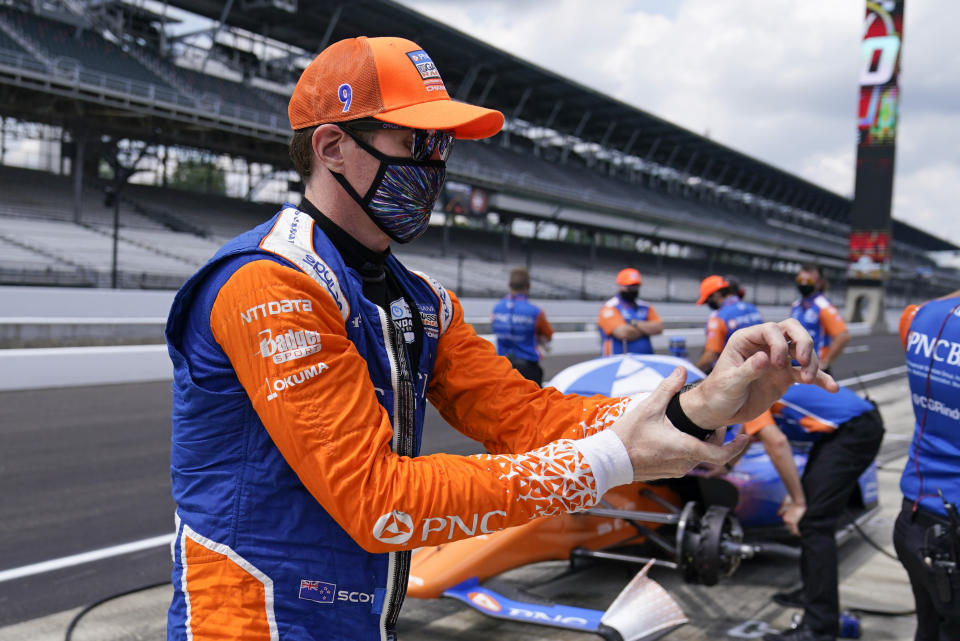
468,591,501,613
372,510,414,545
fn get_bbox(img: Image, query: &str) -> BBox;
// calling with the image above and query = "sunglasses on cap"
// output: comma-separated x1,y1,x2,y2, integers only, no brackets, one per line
340,118,455,162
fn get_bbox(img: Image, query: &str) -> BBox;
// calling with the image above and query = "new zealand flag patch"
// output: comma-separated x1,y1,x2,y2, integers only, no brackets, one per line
299,579,336,604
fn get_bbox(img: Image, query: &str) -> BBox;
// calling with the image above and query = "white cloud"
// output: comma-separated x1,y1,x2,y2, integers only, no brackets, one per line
400,0,960,245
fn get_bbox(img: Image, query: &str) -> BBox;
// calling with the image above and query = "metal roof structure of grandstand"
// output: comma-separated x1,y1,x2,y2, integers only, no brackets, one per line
0,0,952,256
160,0,954,253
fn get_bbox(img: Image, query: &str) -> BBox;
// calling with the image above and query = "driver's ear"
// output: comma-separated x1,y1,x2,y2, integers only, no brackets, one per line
312,124,347,173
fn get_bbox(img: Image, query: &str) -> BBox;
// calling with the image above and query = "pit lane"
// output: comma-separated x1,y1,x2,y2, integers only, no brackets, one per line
0,333,916,640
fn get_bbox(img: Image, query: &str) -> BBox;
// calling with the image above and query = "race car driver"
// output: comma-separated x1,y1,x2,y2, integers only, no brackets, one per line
791,264,849,374
894,290,960,640
597,268,663,355
165,36,836,641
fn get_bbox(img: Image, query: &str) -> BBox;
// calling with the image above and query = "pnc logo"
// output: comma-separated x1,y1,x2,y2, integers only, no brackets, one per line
372,511,414,545
468,592,501,613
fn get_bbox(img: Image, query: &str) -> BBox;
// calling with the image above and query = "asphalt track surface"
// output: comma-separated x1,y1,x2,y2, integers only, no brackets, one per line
0,333,907,630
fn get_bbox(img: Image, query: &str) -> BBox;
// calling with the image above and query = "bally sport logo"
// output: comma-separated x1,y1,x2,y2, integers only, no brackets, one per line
258,328,321,364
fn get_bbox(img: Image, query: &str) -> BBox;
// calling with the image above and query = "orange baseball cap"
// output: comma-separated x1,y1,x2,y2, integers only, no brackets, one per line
616,268,642,287
697,275,729,305
288,36,504,139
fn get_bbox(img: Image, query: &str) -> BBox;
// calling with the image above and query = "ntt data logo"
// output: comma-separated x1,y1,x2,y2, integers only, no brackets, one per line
372,511,414,545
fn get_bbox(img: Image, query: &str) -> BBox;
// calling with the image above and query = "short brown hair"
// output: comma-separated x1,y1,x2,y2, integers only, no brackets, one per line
289,126,317,179
509,267,530,292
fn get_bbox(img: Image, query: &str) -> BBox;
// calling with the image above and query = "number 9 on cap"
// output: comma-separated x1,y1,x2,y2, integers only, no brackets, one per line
338,84,352,112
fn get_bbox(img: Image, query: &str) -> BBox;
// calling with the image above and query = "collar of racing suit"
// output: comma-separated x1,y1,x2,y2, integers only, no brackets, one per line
299,198,391,306
298,198,424,373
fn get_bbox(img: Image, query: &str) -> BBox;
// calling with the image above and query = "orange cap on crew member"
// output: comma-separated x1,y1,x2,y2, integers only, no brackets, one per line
616,268,642,287
697,275,729,305
288,36,504,139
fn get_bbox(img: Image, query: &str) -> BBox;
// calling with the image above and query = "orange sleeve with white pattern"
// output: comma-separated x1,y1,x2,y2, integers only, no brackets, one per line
704,315,728,353
209,260,630,553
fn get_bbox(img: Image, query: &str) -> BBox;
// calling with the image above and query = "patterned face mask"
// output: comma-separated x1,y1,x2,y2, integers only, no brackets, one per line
329,128,447,244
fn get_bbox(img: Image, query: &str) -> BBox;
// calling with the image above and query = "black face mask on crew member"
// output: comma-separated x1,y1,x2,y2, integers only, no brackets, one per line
797,284,816,298
620,289,639,303
706,299,721,311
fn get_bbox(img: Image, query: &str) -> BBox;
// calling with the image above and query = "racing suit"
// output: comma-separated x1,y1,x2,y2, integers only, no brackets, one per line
790,292,847,363
491,293,553,384
165,204,633,641
598,295,660,355
705,297,773,429
770,384,884,637
704,296,764,356
895,297,960,640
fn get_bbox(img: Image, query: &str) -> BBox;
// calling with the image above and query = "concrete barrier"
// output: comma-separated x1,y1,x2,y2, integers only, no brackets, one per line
0,322,872,391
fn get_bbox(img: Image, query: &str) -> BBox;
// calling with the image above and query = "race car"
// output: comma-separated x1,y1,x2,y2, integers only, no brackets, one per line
406,354,880,641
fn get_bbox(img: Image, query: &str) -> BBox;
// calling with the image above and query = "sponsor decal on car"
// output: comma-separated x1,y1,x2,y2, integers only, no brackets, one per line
468,591,501,613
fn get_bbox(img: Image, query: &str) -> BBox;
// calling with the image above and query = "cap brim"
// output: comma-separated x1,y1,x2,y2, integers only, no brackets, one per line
375,99,504,140
696,291,713,305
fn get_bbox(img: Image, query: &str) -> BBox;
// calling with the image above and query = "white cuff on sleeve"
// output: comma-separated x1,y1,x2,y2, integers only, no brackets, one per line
573,429,634,499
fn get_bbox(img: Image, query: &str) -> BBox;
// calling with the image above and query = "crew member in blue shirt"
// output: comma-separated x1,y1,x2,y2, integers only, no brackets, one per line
491,267,554,385
597,268,663,355
791,264,849,375
761,383,884,641
696,274,765,373
894,290,960,641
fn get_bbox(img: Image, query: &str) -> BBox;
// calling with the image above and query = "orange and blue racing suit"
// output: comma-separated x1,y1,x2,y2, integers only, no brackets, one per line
790,292,847,363
165,205,633,641
704,296,764,356
598,295,660,355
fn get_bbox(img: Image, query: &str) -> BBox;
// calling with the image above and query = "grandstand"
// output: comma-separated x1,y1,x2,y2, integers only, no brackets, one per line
0,0,955,311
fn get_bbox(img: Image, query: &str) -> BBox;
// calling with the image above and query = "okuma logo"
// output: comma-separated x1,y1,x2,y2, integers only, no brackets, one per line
372,511,414,545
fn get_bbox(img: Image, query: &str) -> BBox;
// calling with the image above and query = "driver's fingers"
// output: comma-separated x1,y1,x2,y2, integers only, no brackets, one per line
788,364,839,392
779,319,816,378
645,366,687,413
689,432,750,466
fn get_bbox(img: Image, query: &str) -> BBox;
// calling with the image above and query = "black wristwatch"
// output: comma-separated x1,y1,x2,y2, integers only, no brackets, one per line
665,381,713,440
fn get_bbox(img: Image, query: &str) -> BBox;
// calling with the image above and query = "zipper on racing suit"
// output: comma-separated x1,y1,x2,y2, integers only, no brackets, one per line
377,306,416,641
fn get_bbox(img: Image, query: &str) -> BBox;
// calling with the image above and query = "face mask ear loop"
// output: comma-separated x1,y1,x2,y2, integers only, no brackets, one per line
328,167,375,207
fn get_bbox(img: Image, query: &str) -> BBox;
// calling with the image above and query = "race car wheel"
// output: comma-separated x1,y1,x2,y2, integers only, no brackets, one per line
675,501,703,584
695,505,744,586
